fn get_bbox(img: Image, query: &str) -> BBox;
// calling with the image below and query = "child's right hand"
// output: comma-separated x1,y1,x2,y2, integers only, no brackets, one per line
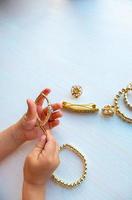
23,130,60,186
15,88,62,143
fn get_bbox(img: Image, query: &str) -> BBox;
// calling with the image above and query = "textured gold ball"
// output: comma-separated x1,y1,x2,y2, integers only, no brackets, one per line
71,85,83,98
102,105,114,116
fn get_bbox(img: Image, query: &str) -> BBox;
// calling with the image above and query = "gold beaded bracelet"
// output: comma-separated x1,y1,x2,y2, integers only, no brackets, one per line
52,144,87,189
124,84,132,110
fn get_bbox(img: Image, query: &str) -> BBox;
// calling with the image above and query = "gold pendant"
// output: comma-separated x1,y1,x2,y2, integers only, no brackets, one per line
62,101,99,113
71,85,83,98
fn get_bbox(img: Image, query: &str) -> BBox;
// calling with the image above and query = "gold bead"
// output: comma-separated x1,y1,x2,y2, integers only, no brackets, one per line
102,105,114,116
122,88,126,92
80,178,84,182
82,174,86,179
119,91,122,95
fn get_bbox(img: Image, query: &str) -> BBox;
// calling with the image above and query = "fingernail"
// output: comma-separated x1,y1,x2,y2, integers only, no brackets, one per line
44,88,51,93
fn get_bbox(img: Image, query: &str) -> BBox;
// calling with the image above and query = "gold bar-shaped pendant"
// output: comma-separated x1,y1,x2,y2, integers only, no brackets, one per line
62,101,99,113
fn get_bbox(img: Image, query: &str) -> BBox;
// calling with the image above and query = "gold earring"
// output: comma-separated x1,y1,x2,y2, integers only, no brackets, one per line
35,92,53,132
71,85,83,98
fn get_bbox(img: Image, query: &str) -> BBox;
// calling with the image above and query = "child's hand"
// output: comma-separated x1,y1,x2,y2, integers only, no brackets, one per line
15,88,62,142
0,88,62,163
22,130,60,199
23,130,60,186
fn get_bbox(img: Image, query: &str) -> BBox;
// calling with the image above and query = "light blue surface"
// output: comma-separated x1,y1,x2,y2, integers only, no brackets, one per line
0,0,132,199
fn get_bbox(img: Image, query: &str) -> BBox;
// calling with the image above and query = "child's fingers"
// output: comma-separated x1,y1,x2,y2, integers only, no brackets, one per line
42,103,62,116
26,99,37,120
32,135,47,157
41,103,62,120
41,110,62,122
44,131,57,155
49,111,63,121
35,88,51,107
49,120,60,129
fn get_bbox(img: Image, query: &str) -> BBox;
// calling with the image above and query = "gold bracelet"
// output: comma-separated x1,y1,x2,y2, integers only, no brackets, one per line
124,84,132,110
102,83,132,123
114,88,132,123
52,144,87,189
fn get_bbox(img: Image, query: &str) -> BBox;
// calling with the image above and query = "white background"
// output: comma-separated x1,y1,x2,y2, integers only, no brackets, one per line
0,0,132,199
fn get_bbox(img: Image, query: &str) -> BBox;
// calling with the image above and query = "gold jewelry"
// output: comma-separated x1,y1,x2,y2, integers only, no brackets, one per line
102,83,132,123
124,84,132,109
102,105,114,116
71,85,83,98
35,93,53,131
62,101,99,113
52,144,87,189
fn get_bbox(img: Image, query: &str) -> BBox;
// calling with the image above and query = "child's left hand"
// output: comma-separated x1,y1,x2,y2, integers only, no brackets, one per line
15,88,62,142
23,130,60,186
22,130,60,200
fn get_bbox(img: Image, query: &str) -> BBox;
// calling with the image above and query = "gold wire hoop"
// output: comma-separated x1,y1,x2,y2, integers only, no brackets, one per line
52,144,87,189
35,93,53,130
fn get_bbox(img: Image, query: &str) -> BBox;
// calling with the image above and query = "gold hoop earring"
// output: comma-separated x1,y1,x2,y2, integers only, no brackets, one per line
35,93,53,132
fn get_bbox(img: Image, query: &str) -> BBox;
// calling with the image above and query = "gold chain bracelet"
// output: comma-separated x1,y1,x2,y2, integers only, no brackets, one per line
51,144,87,189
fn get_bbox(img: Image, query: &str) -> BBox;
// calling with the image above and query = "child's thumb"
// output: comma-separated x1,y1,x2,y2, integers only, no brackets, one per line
26,99,37,120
